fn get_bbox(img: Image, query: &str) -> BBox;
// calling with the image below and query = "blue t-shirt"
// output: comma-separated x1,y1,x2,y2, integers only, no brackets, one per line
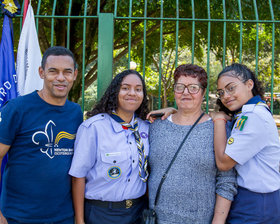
0,91,83,223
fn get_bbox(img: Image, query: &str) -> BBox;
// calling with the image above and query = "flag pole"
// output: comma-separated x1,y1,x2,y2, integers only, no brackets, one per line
22,0,29,27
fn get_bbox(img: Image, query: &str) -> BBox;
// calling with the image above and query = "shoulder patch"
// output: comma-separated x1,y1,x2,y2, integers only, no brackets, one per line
235,116,248,131
82,113,106,127
227,137,234,145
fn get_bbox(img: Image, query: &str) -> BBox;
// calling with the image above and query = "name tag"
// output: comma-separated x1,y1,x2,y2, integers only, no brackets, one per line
105,152,122,157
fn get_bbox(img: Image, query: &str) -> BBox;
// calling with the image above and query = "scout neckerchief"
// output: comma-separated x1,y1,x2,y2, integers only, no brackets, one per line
230,95,270,130
110,112,149,182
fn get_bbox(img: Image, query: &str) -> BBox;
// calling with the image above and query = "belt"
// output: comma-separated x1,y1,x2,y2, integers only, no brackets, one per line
85,195,145,209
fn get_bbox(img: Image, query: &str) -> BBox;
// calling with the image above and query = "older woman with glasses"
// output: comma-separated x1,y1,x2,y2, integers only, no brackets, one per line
147,64,237,224
211,63,280,223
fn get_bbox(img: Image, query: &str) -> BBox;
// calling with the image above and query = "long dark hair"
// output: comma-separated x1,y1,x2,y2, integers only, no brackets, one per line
87,70,149,120
217,63,265,115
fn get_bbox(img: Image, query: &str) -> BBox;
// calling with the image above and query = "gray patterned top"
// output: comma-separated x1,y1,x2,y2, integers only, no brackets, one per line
148,118,237,224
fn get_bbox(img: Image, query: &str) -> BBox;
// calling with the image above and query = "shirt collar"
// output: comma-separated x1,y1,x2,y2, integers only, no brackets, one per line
234,95,264,115
245,95,264,105
110,113,136,133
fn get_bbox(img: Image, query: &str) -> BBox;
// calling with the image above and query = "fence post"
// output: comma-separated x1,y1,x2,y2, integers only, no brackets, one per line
97,13,114,100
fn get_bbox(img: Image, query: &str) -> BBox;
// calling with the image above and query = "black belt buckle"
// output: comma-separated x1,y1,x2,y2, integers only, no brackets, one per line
125,199,133,209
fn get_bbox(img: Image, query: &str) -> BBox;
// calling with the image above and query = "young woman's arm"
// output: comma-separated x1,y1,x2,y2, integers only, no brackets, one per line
72,177,86,224
212,112,237,171
146,107,177,122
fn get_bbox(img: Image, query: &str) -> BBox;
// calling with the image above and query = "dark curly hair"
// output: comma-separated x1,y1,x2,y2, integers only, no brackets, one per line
216,63,265,115
87,70,149,120
174,64,208,90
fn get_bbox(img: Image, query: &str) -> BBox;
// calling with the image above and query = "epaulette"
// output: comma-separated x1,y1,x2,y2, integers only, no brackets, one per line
241,104,256,113
256,102,271,113
82,113,106,128
242,102,271,115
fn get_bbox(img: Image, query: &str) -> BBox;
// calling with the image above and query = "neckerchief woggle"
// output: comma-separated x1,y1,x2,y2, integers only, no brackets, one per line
110,112,149,182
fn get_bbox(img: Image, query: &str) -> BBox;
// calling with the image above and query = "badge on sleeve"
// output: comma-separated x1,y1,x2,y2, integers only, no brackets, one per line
228,137,234,145
108,166,121,179
235,116,248,131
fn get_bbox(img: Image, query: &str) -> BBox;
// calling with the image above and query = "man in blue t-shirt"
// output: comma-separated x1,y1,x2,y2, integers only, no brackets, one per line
0,46,83,224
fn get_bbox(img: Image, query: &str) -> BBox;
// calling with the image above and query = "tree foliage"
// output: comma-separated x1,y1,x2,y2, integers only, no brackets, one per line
1,0,279,108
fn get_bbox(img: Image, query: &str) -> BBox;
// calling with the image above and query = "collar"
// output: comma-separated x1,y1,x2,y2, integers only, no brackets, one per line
234,95,264,115
110,113,136,133
245,95,264,105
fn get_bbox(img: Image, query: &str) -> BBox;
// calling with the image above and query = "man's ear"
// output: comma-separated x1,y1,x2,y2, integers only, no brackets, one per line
38,67,45,79
73,69,78,81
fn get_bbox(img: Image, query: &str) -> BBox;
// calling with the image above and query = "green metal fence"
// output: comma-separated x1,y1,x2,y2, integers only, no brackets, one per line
2,0,280,113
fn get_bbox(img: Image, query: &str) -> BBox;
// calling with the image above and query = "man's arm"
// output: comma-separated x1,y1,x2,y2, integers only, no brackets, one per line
72,177,86,224
0,143,10,224
146,107,177,122
212,194,231,224
0,143,10,180
0,143,10,164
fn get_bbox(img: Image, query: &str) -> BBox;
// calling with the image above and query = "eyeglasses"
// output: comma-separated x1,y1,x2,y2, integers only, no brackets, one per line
216,83,240,99
174,83,202,94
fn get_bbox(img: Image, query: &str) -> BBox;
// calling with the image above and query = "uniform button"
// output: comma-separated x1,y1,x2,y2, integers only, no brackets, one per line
101,114,104,117
129,142,132,144
128,179,130,182
133,160,135,163
113,160,116,163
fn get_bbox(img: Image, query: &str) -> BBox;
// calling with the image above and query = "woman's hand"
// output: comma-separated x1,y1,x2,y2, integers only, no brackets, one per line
146,107,177,123
210,111,231,122
75,221,85,224
211,217,226,224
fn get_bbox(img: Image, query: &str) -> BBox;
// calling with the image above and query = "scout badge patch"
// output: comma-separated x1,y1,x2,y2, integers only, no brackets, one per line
227,137,234,145
108,166,121,179
235,116,248,131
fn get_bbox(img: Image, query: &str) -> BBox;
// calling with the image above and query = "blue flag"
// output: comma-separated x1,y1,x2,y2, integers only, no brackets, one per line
0,15,18,107
0,15,18,194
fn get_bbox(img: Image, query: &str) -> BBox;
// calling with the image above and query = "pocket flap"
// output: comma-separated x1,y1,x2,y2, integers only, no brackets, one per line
101,151,128,164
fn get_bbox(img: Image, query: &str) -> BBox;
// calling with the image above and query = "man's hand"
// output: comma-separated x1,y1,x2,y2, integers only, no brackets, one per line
0,211,7,224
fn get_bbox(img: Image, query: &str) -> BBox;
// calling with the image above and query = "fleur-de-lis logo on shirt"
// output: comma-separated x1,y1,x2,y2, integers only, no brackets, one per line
32,120,76,159
32,120,57,159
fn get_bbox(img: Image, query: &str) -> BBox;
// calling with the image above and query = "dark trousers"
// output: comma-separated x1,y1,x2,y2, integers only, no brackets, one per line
84,198,147,224
6,216,74,224
227,186,280,224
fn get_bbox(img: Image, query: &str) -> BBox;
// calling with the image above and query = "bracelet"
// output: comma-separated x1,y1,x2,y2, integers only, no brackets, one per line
213,118,227,123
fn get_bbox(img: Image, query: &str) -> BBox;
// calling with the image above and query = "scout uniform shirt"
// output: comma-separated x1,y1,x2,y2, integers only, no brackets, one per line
225,101,280,193
69,113,149,201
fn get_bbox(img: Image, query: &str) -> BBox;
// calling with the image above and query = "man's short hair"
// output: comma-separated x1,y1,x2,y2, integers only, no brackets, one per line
41,46,77,70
